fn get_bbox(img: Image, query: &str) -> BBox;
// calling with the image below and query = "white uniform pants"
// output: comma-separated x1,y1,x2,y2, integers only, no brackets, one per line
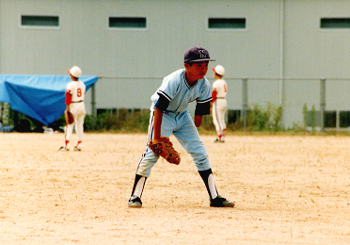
212,99,227,136
66,102,85,142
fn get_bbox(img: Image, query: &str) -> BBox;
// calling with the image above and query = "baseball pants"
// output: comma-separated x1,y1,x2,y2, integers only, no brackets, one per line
136,109,212,177
66,102,85,142
212,99,227,134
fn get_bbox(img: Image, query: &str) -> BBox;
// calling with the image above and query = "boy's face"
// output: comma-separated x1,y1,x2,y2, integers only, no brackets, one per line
185,62,209,80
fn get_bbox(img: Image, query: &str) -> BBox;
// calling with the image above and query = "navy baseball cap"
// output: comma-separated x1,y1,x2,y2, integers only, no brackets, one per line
184,46,216,63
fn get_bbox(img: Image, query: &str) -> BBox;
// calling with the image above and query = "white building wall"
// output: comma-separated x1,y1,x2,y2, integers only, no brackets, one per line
0,0,350,128
281,0,350,127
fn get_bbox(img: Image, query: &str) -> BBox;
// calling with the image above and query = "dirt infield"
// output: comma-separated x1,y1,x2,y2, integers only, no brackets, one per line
0,132,349,244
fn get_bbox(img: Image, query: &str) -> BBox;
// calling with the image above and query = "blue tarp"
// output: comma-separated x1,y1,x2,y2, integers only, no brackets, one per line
0,75,99,126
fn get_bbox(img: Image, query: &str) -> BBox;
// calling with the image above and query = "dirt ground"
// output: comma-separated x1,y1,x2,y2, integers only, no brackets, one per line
0,132,349,244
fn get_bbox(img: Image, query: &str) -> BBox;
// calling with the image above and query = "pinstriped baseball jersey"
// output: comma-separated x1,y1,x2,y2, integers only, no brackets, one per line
150,69,212,112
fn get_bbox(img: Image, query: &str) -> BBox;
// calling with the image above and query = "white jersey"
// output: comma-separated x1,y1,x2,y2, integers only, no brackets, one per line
212,79,227,98
66,81,86,102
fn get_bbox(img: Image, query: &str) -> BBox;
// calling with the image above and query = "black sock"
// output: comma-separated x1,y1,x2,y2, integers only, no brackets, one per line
130,174,147,198
198,169,218,199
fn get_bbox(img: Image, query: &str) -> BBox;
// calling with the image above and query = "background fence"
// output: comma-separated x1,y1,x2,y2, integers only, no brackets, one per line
2,77,350,132
86,77,350,131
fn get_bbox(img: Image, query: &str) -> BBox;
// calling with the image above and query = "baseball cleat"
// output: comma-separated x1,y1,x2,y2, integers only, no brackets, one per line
210,195,235,207
128,195,142,208
58,146,69,151
213,138,225,143
73,146,81,151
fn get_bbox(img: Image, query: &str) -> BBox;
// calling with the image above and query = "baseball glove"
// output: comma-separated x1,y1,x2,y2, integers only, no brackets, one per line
64,110,74,124
148,137,181,165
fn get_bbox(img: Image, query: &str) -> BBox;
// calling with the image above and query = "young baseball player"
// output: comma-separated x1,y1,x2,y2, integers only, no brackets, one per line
211,65,227,143
59,66,86,151
128,46,234,208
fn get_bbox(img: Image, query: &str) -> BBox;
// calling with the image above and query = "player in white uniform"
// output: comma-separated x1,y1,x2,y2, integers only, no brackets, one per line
211,65,227,143
59,66,86,151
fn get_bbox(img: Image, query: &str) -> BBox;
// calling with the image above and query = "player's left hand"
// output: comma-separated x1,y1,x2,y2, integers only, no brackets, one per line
148,137,181,165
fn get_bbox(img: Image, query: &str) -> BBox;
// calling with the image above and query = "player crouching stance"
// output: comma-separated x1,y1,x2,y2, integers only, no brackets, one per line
59,66,86,151
128,47,234,208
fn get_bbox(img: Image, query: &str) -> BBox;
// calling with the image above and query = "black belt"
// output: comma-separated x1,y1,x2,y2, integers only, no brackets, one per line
71,100,83,103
